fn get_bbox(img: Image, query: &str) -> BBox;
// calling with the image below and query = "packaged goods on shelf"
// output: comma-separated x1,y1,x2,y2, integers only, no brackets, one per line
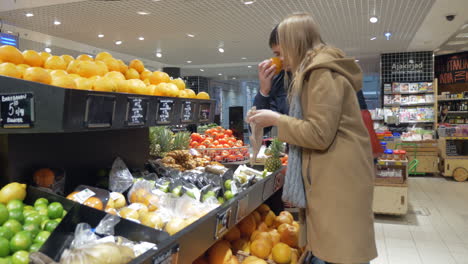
400,128,434,141
438,125,468,137
387,82,433,94
399,107,434,123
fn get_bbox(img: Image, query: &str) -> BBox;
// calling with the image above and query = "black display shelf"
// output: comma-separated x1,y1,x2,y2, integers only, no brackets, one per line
0,76,215,134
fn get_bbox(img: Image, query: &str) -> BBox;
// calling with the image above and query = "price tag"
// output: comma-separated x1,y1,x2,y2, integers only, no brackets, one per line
156,99,174,124
74,188,96,204
85,94,116,128
126,97,148,126
180,101,195,123
0,93,34,128
198,103,211,122
236,195,249,222
215,207,232,239
152,244,179,264
109,192,120,201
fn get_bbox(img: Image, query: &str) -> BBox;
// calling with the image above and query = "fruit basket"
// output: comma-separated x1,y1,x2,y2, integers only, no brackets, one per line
195,145,250,163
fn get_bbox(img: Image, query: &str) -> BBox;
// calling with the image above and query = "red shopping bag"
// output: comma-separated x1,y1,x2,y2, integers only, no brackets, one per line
361,110,383,158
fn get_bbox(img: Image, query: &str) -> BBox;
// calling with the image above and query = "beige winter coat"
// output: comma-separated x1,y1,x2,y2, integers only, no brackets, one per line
277,47,377,263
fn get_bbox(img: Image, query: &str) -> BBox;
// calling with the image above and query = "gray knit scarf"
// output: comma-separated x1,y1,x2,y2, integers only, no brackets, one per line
282,94,307,208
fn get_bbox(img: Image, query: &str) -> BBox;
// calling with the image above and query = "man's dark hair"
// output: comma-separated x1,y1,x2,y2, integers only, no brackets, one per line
269,25,278,48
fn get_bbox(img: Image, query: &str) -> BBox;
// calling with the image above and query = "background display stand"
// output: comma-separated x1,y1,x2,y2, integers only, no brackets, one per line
438,137,468,182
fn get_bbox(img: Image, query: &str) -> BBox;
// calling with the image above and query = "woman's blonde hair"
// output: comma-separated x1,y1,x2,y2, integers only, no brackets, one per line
278,13,325,97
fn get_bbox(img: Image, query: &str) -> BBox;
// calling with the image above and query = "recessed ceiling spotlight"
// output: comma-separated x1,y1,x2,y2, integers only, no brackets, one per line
355,59,359,62
54,21,61,25
25,13,34,17
115,40,122,45
200,69,204,72
243,0,256,5
137,11,150,15
187,60,192,63
232,77,237,80
218,73,222,76
187,34,195,38
156,52,162,58
447,40,468,45
370,37,377,40
247,65,252,68
44,47,52,53
98,34,104,38
369,17,378,23
384,32,392,40
138,37,145,40
241,57,247,60
218,48,225,53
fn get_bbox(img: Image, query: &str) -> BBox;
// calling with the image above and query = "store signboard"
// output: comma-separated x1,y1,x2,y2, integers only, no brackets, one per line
180,100,195,123
198,102,210,122
125,97,148,126
381,51,434,82
156,99,175,124
0,93,34,128
84,94,116,128
235,194,249,222
435,52,468,85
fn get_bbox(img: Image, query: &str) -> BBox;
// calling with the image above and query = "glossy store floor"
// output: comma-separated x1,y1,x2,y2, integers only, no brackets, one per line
372,177,468,264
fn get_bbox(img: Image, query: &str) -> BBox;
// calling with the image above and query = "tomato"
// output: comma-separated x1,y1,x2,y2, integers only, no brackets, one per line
244,152,250,158
213,140,219,145
198,145,206,149
214,156,223,162
190,142,199,148
191,133,202,142
225,129,233,136
216,145,224,149
227,154,237,162
221,150,230,157
218,139,227,145
208,144,216,149
206,129,214,134
235,154,244,161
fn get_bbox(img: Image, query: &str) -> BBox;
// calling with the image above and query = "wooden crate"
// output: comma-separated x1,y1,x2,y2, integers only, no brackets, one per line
373,182,408,215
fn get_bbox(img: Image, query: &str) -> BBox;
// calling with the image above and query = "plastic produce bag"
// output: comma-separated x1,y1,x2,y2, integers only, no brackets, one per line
109,157,134,193
95,214,120,236
247,107,263,165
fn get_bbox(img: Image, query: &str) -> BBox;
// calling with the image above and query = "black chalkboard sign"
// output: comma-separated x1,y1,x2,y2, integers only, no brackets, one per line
84,94,116,128
181,101,195,123
156,99,174,124
0,93,34,128
125,97,148,126
198,103,211,122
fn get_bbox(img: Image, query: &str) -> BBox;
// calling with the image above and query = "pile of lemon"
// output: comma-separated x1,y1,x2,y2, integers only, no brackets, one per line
0,45,210,99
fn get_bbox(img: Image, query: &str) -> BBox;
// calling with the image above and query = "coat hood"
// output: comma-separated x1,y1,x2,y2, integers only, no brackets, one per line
305,47,363,91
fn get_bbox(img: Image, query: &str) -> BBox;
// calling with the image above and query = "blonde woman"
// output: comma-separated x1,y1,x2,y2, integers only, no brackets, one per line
248,13,377,264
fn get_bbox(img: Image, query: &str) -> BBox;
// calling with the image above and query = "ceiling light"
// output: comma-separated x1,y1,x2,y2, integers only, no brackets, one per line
200,69,204,72
187,60,192,63
137,11,150,15
44,47,52,53
241,57,247,60
218,48,225,53
369,17,378,23
98,34,104,38
355,59,359,62
156,52,162,58
232,77,237,80
447,40,468,45
54,21,61,25
384,32,392,40
7,31,12,34
138,37,145,40
247,65,252,68
25,13,34,17
370,37,377,40
187,34,195,38
218,73,222,76
456,33,468,38
243,0,255,5
115,40,122,45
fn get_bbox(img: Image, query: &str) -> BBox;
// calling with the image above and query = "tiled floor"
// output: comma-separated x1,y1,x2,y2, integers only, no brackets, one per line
372,176,468,264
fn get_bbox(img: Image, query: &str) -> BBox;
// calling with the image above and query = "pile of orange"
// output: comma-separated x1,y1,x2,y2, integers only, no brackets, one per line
0,45,210,99
194,204,301,264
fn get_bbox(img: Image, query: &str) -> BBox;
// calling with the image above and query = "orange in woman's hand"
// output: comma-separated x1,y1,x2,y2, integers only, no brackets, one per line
270,57,282,75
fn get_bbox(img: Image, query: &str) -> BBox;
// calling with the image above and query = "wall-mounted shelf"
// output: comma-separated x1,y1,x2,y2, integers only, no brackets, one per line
384,102,435,107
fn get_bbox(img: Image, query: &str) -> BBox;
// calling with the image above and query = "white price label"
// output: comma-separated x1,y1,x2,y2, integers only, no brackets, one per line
110,192,120,201
74,188,96,204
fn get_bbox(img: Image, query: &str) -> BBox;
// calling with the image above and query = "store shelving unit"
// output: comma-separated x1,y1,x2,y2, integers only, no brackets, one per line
438,136,468,182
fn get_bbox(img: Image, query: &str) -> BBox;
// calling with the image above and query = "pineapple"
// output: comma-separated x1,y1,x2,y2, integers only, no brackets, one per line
149,126,173,158
265,138,283,172
172,131,191,151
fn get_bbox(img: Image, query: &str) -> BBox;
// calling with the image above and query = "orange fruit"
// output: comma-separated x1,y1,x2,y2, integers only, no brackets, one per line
102,57,120,72
23,67,52,84
140,69,152,80
274,214,293,228
257,222,269,232
257,204,270,215
39,52,51,63
185,89,196,98
208,240,232,264
44,56,67,70
66,191,79,202
153,83,168,96
170,78,186,90
0,45,23,64
242,256,267,264
165,83,179,97
95,60,109,76
178,90,189,98
119,207,139,220
250,239,272,260
22,50,43,67
116,80,130,93
68,73,81,79
105,71,125,81
125,68,140,80
129,59,144,73
269,229,281,245
50,69,68,78
16,64,29,78
271,243,292,264
83,197,103,210
125,79,146,94
143,78,151,85
150,71,170,85
224,226,241,242
252,232,272,243
196,91,210,100
51,75,76,89
76,61,100,78
277,224,298,248
76,54,93,61
251,211,262,225
141,193,160,212
105,207,118,215
66,60,80,74
231,238,249,253
0,62,22,78
271,57,282,75
75,77,94,90
279,211,294,222
238,215,256,237
117,59,128,74
60,55,74,66
95,51,112,61
93,77,117,92
130,188,149,204
193,257,209,264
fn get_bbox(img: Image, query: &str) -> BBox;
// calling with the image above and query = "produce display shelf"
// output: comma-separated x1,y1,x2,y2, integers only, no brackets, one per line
438,98,468,102
169,168,284,263
384,102,434,107
399,121,434,124
384,91,433,95
0,75,215,134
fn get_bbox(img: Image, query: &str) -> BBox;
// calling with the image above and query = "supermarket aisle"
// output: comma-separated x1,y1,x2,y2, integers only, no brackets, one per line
372,177,468,264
